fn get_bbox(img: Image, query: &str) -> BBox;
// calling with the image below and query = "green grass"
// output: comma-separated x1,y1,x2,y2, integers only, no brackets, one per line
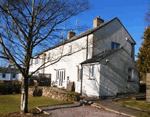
64,90,80,95
0,94,72,116
115,98,150,111
114,98,150,117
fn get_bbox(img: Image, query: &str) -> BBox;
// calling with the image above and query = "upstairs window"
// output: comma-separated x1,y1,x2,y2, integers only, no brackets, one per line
30,59,33,65
47,52,51,61
111,42,120,49
68,45,72,54
35,56,39,64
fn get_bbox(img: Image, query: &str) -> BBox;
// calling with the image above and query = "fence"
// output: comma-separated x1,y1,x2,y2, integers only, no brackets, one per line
29,73,51,86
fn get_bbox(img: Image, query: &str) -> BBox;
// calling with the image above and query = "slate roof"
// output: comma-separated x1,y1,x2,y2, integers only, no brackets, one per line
81,47,123,64
36,17,135,56
0,67,20,73
36,18,116,56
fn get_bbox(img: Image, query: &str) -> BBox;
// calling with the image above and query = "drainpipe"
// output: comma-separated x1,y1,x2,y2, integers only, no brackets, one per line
86,36,88,60
42,53,46,74
80,66,83,96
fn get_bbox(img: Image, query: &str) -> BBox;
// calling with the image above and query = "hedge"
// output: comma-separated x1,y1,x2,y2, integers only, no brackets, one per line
0,80,21,94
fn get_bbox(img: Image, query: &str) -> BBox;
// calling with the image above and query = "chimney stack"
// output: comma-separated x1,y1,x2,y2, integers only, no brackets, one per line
67,30,76,39
93,16,104,28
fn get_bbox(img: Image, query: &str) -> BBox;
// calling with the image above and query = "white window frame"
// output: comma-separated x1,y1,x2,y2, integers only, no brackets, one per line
89,65,94,80
35,56,39,64
47,52,51,61
56,69,65,83
68,45,72,54
30,59,33,65
77,66,81,81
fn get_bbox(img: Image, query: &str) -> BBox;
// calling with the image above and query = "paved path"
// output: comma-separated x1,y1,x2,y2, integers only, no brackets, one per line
38,103,127,117
92,100,144,116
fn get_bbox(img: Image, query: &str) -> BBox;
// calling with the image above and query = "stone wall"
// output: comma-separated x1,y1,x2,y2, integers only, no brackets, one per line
29,87,80,101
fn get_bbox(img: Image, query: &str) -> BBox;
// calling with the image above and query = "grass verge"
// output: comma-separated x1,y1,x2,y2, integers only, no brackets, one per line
0,94,72,116
114,98,150,117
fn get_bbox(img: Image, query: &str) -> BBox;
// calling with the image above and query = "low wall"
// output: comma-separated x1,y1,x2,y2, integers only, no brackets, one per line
29,87,80,101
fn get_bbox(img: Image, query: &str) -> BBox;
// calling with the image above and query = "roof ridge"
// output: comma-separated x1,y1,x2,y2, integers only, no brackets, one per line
35,17,117,56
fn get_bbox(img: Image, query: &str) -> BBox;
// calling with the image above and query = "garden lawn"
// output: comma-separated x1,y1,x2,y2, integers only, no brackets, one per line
114,98,150,111
0,94,72,116
114,98,150,117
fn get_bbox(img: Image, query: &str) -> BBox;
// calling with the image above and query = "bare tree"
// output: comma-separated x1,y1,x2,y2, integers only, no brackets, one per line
0,0,89,113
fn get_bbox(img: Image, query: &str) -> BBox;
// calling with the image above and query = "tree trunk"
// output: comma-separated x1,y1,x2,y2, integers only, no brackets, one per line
20,77,28,113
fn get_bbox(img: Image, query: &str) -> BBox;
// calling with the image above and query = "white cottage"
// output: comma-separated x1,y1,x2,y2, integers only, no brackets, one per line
0,67,21,81
30,16,139,97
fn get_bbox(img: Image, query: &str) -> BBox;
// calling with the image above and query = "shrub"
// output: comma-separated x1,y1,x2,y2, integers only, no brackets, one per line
0,80,21,94
12,80,21,93
32,83,42,97
33,88,42,96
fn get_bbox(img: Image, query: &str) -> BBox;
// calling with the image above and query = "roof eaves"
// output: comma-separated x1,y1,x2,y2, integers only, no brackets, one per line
81,47,123,65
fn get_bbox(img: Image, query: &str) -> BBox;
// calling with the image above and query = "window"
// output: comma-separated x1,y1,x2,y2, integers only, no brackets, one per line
35,56,39,64
13,73,16,78
77,66,81,81
56,69,65,86
2,73,5,78
111,42,120,49
128,68,134,81
89,65,94,79
68,45,72,54
91,65,94,77
47,52,51,61
30,59,33,65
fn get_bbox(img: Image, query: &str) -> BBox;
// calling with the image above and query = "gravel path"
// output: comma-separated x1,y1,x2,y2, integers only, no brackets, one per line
47,106,126,117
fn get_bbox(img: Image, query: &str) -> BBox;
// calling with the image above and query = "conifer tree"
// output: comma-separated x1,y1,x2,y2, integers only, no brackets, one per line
136,26,150,80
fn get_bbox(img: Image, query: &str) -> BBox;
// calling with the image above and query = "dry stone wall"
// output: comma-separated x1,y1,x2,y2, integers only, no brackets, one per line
29,87,80,101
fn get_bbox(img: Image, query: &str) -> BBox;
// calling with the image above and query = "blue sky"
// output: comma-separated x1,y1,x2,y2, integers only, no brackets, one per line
69,0,150,58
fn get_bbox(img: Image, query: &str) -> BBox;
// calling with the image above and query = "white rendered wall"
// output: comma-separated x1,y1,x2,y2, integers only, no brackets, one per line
0,73,11,80
0,72,21,81
82,63,100,96
29,34,93,92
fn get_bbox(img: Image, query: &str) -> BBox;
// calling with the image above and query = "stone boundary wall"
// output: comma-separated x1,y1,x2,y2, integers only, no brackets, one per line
29,87,80,101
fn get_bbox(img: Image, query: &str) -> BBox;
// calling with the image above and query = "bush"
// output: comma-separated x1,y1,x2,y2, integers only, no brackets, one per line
32,83,42,97
0,80,21,94
12,80,21,93
33,88,42,96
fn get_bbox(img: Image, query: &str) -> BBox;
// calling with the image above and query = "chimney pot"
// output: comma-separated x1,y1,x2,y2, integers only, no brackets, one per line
93,15,104,28
97,15,100,18
67,30,76,39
